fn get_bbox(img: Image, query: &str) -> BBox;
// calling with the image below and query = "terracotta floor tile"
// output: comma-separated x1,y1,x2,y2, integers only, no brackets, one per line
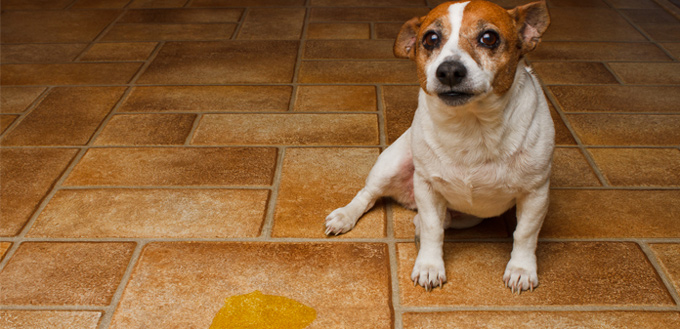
623,9,680,42
551,148,601,187
311,0,425,5
550,85,680,113
304,40,396,59
273,148,386,238
64,147,277,186
0,311,102,329
295,86,376,112
119,8,243,23
0,242,134,306
661,43,680,59
392,204,510,240
0,87,46,114
0,115,19,134
547,0,609,7
192,113,379,146
588,148,680,186
608,0,661,8
0,10,120,43
532,62,618,85
650,244,680,293
102,23,237,41
527,42,671,61
567,114,680,145
542,8,646,41
375,23,402,40
129,0,187,8
238,8,305,40
0,148,78,236
28,189,269,238
299,61,417,84
397,242,673,306
110,242,391,329
608,63,680,85
72,0,130,9
0,242,10,260
79,42,157,61
119,86,292,112
1,87,126,146
1,44,87,64
549,104,576,145
403,311,680,329
94,113,196,145
310,7,429,22
1,63,142,86
542,190,680,238
1,0,73,9
137,41,299,84
307,23,370,39
382,85,419,144
190,0,305,6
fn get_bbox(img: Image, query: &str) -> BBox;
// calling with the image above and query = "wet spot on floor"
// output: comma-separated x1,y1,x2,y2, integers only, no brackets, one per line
209,291,316,329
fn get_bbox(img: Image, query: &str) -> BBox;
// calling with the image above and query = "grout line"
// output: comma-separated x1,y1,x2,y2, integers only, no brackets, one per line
231,7,249,40
259,147,286,238
602,62,626,85
97,242,145,329
386,203,404,329
184,113,203,145
376,84,388,147
638,242,680,306
73,6,130,62
0,87,52,141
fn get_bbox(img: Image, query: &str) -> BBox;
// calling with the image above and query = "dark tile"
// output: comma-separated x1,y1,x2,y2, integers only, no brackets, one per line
1,10,120,43
1,63,142,86
190,0,305,6
1,44,87,64
80,42,157,61
298,60,417,84
623,9,680,42
0,87,46,114
72,0,130,8
310,7,429,22
119,8,243,23
542,8,646,41
1,0,72,9
238,8,305,40
528,42,671,61
307,23,370,39
608,63,680,85
0,115,19,134
532,62,618,85
304,40,396,59
102,23,237,41
311,0,426,5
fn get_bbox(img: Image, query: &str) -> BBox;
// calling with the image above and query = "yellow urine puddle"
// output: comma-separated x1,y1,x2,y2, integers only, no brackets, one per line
209,291,316,329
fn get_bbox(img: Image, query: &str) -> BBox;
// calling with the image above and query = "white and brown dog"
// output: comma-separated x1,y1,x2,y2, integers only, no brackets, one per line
325,0,553,293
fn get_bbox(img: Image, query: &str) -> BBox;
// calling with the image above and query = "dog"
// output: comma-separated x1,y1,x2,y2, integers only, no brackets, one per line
325,0,553,293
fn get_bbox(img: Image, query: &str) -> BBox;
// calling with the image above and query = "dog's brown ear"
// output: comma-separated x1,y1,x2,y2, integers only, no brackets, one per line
394,16,423,59
509,1,550,54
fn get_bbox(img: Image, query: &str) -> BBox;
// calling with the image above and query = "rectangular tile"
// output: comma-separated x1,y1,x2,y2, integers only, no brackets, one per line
298,61,417,84
397,242,673,306
542,190,680,238
567,114,680,145
64,147,277,186
137,41,299,84
129,0,187,7
110,242,391,329
542,8,646,41
1,87,126,146
238,8,305,40
650,244,680,294
94,113,196,145
119,86,292,112
80,42,158,61
1,63,142,86
304,40,396,59
1,10,120,43
72,0,130,8
608,0,660,8
382,85,419,144
119,8,243,23
608,63,680,85
294,86,376,112
311,0,425,5
622,9,680,42
588,148,680,186
0,242,135,306
190,0,305,5
0,87,46,113
1,44,87,63
310,7,429,22
551,148,601,187
273,148,385,238
0,148,79,236
527,42,672,61
102,23,237,41
191,113,379,146
1,0,73,9
307,23,370,39
550,86,680,113
532,62,618,85
392,204,510,240
0,311,102,329
28,189,269,238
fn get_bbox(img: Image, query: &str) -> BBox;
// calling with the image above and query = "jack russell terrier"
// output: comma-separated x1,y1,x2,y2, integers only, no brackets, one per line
325,0,553,293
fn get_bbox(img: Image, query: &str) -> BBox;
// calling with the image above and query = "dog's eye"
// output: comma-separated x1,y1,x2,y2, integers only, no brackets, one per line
479,31,499,48
422,31,440,50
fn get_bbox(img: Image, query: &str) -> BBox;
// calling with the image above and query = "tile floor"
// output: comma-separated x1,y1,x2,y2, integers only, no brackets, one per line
1,0,679,328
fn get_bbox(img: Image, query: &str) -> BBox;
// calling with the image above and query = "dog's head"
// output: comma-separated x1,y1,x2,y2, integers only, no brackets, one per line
395,0,550,106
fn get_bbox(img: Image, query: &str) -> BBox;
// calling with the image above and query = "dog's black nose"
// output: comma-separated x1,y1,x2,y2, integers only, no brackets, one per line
436,61,467,87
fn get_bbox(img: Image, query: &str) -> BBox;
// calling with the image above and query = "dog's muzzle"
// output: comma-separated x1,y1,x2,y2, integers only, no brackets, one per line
435,61,474,106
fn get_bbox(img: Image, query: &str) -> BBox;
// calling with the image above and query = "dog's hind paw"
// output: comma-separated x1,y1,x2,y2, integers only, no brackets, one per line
324,208,355,236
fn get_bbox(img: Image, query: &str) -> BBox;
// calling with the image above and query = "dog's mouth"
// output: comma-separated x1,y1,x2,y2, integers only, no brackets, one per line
437,91,474,106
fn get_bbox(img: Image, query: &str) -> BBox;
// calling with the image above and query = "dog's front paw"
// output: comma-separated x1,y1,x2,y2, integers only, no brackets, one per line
411,253,446,291
503,259,538,294
324,208,355,236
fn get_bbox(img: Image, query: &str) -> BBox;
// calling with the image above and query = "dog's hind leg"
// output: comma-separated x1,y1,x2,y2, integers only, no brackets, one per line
325,129,415,235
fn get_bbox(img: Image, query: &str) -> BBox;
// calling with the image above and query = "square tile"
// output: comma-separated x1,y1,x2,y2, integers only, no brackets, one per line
608,63,680,85
550,86,680,113
397,242,673,306
0,311,102,329
64,147,277,186
1,10,120,43
0,148,78,236
1,87,126,146
238,8,305,40
273,148,386,238
1,63,142,86
310,7,429,22
0,242,135,305
295,86,376,112
542,8,646,41
28,189,269,238
542,190,680,238
527,42,672,61
102,23,238,41
304,40,396,59
0,87,46,113
119,8,243,23
94,113,196,145
1,44,87,64
79,42,158,61
0,115,19,134
298,61,417,84
566,114,680,145
307,23,370,39
551,148,601,187
531,62,618,85
588,148,680,186
392,204,510,240
110,242,392,328
382,85,419,144
650,244,680,294
137,41,299,84
191,114,379,145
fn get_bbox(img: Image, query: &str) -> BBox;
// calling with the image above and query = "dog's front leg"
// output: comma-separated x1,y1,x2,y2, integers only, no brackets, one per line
504,181,549,293
411,172,447,291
